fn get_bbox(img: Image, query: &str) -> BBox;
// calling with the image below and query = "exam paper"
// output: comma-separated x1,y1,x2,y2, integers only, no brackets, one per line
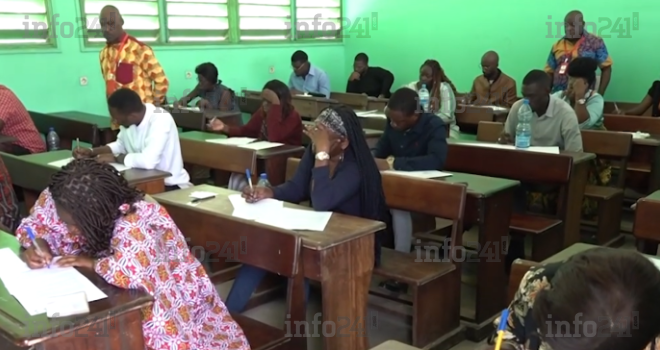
355,110,386,119
189,191,216,200
0,248,107,316
256,208,332,231
238,141,284,150
228,194,283,220
383,170,452,179
205,137,256,146
459,143,560,154
49,157,130,172
166,104,201,112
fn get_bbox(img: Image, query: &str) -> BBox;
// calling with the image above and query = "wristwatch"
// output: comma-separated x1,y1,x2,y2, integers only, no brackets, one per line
315,152,330,161
577,98,586,105
386,156,395,169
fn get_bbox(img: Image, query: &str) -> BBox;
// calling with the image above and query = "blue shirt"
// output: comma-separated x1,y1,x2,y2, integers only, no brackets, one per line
288,65,331,98
373,113,448,171
552,90,604,129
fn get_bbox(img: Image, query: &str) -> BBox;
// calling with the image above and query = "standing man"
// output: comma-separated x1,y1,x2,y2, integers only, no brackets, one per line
288,50,331,98
99,5,169,130
347,53,394,98
468,51,517,107
545,10,612,95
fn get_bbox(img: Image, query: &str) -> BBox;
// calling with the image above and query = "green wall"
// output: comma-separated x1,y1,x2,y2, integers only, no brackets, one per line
344,0,658,102
0,1,346,116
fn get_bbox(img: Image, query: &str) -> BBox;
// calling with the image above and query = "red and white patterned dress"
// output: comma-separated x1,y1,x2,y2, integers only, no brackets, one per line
16,189,251,350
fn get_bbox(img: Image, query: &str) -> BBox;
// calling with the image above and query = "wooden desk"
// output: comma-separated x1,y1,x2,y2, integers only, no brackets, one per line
371,340,422,350
366,97,388,112
178,131,304,185
603,115,660,194
292,95,337,119
633,190,660,253
29,111,114,148
3,150,169,208
330,92,369,110
153,185,385,350
301,121,382,149
0,231,152,350
354,111,387,131
165,107,242,132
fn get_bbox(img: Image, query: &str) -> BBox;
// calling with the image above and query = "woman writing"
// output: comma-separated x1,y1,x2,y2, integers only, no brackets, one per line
224,105,388,313
177,62,238,111
17,159,250,350
208,79,303,190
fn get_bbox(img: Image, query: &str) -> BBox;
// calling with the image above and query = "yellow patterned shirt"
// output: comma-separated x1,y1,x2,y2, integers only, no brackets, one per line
100,35,169,129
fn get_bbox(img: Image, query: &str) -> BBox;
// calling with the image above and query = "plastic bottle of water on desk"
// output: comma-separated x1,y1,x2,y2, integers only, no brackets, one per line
515,99,532,149
257,173,270,188
418,84,430,112
46,127,60,151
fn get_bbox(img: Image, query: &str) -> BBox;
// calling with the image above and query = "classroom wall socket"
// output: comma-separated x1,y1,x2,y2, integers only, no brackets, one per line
79,77,88,86
185,71,193,79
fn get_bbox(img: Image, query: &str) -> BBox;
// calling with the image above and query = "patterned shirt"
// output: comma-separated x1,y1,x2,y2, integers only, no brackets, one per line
100,35,169,129
0,85,46,154
492,263,660,350
545,32,613,92
16,189,250,350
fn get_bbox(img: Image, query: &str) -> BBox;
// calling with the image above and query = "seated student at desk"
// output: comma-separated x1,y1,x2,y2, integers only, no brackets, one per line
288,50,331,98
374,88,448,293
223,105,388,313
176,62,238,111
73,88,190,191
405,59,459,139
618,80,660,117
347,53,394,98
490,248,660,350
208,79,303,190
0,85,46,155
468,51,517,107
16,159,250,350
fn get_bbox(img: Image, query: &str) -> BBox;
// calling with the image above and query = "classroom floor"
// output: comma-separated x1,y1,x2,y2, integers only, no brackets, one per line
215,212,638,350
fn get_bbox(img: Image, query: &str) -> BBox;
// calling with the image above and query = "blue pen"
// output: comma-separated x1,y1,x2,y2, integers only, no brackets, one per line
245,169,253,190
26,227,49,268
494,308,510,350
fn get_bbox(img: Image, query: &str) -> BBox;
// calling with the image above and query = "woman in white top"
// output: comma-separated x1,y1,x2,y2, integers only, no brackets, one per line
406,59,460,139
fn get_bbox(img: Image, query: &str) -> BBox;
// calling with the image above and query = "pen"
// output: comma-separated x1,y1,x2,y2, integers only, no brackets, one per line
26,227,49,268
245,169,253,190
614,102,620,112
191,195,216,204
494,309,510,350
76,137,79,150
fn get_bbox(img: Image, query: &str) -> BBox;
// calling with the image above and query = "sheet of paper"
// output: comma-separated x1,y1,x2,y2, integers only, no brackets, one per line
256,208,332,231
190,191,216,200
383,170,452,179
205,137,256,146
228,194,284,220
459,143,560,154
0,249,107,315
648,256,660,271
238,141,284,150
356,110,378,116
48,157,130,172
355,110,386,119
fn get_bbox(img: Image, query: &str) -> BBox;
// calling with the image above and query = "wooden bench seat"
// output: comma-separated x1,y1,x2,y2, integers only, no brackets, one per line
584,185,622,200
509,213,563,261
231,313,287,350
374,248,455,285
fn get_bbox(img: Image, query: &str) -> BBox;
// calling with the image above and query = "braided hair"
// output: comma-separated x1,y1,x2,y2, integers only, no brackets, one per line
49,158,144,258
422,59,457,111
313,105,388,264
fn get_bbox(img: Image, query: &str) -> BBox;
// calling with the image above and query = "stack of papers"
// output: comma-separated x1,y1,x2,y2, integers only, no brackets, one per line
0,248,107,316
166,104,201,112
228,194,332,231
49,157,130,172
205,138,283,150
459,143,560,154
383,170,452,179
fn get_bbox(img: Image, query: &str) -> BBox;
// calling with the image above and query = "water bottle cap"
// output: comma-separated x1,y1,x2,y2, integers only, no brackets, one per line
49,127,55,131
421,84,426,89
523,99,530,105
259,173,267,179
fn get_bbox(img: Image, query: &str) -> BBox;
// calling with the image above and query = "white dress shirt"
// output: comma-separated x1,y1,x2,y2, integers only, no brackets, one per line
107,103,190,188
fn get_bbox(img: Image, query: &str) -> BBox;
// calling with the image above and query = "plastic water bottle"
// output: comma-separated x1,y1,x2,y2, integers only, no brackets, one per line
46,127,60,151
418,84,430,112
257,173,270,188
515,99,532,149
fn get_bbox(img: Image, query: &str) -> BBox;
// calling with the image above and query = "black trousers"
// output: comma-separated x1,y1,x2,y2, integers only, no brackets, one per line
164,185,180,192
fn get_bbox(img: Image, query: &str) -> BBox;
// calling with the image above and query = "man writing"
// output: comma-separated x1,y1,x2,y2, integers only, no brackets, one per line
545,10,612,95
99,5,169,130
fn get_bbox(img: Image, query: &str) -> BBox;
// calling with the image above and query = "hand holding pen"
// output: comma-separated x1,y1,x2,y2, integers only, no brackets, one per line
72,138,93,159
24,227,53,269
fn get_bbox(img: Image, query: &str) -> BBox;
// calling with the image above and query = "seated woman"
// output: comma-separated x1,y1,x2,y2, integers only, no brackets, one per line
406,59,459,139
490,248,660,350
208,79,303,190
17,159,250,350
551,57,610,219
618,80,660,116
177,62,238,111
224,105,389,313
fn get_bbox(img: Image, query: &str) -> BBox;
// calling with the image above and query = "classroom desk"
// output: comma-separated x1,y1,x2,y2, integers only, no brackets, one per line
6,150,170,208
153,185,386,350
178,131,305,185
301,120,382,149
165,107,242,132
29,111,114,148
0,231,152,350
353,111,387,131
292,95,337,119
632,190,660,253
441,172,518,338
371,340,422,350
